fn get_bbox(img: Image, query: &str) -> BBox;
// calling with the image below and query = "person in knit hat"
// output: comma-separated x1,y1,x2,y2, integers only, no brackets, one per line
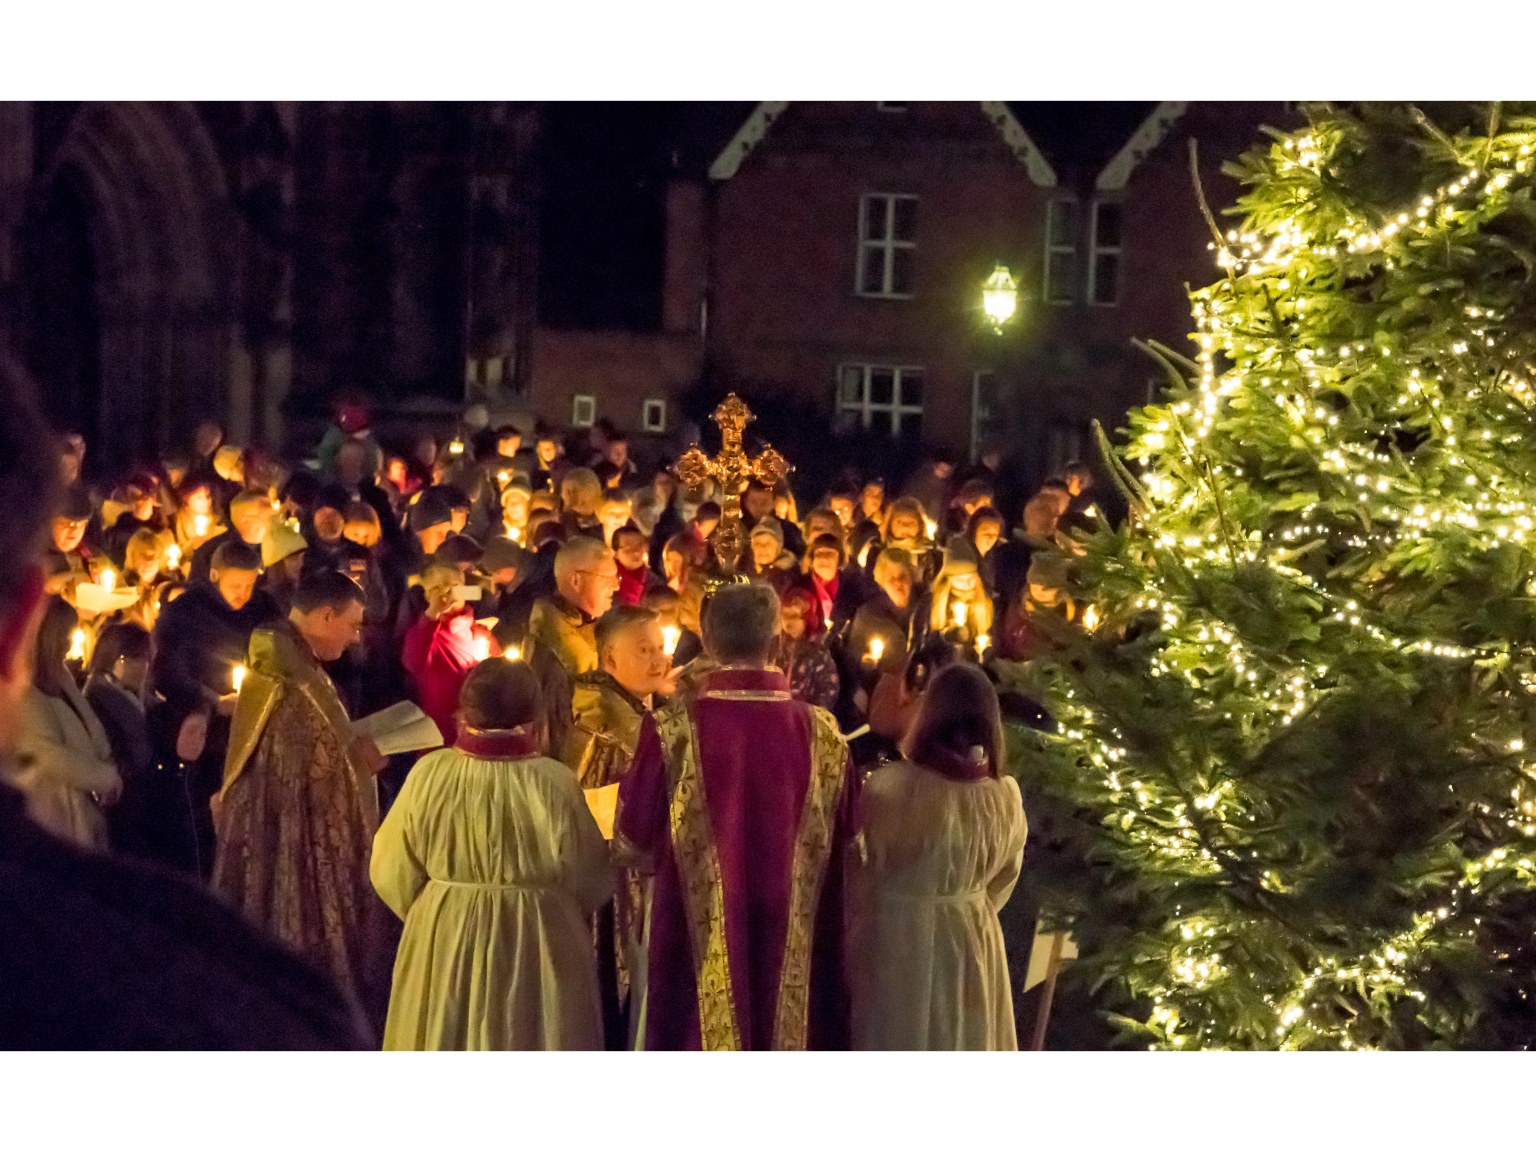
261,518,308,616
928,549,993,651
746,516,795,595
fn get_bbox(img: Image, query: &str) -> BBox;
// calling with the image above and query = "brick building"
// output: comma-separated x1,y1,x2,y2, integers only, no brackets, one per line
526,100,1291,493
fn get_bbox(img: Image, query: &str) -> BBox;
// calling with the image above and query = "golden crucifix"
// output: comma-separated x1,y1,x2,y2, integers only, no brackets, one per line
676,394,791,574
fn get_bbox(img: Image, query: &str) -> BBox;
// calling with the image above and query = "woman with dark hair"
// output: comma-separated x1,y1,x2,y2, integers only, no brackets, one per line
371,657,611,1050
6,597,121,850
849,663,1026,1050
85,623,154,833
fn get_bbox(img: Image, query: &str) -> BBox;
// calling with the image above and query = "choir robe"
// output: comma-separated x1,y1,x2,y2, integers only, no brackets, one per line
371,728,612,1051
212,621,391,1019
615,667,855,1050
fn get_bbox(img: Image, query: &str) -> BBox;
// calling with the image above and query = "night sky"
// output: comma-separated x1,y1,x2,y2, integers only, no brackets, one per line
537,101,1156,331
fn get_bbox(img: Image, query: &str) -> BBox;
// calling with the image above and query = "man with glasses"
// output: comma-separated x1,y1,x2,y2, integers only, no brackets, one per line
527,535,619,760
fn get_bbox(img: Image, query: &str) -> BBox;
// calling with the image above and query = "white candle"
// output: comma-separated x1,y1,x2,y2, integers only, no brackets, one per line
232,664,247,692
662,625,680,656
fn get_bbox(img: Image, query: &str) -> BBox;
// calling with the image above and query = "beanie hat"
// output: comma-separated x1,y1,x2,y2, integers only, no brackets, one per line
408,490,454,533
481,536,525,574
942,543,981,574
435,533,484,567
263,518,308,567
59,486,94,522
750,516,784,546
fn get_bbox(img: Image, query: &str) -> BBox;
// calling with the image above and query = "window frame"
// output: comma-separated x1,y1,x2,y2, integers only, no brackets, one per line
641,399,667,434
855,193,918,300
1043,197,1079,306
836,362,925,439
970,369,1000,464
1087,198,1123,307
571,394,596,429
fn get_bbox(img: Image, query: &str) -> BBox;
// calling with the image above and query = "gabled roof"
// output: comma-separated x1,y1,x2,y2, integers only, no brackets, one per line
708,101,1057,187
1095,101,1188,191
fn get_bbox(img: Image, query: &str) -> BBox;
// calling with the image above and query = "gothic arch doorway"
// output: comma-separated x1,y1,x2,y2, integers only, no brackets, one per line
21,102,236,474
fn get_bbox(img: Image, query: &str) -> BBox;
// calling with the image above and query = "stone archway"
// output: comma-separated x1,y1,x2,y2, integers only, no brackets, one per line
24,101,237,472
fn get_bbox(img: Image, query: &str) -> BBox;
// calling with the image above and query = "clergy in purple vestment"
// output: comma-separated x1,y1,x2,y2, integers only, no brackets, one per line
614,580,855,1050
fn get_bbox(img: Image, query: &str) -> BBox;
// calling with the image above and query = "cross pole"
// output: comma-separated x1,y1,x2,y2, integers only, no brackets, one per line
675,394,790,575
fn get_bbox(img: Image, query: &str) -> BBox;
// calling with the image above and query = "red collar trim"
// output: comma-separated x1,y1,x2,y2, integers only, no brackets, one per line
455,726,542,759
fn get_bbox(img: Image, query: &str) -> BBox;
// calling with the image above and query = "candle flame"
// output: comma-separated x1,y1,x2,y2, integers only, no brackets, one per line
498,471,510,485
166,543,182,568
194,514,209,537
504,645,521,661
473,635,491,662
68,629,87,662
975,634,991,660
951,599,968,628
100,568,116,592
662,625,680,656
869,636,885,663
233,664,247,692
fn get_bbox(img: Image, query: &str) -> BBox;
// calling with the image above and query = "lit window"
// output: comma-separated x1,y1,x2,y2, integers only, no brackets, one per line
1088,200,1123,306
856,194,917,299
837,364,923,438
642,399,666,433
571,395,596,428
1043,199,1078,305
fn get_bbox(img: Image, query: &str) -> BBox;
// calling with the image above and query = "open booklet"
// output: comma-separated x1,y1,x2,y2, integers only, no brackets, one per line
353,700,444,757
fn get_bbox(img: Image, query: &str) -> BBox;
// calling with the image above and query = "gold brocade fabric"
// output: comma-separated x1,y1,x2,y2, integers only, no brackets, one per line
527,597,598,769
656,700,741,1051
772,705,849,1051
654,694,850,1051
212,623,386,1009
564,672,647,787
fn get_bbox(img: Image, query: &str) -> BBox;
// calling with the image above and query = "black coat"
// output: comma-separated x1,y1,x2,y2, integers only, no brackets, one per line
0,777,371,1049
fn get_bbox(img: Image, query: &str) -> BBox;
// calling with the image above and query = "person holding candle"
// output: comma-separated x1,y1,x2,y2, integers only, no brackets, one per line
525,535,617,765
846,548,920,715
401,560,500,750
771,587,840,713
8,596,121,851
849,663,1026,1050
613,524,664,608
172,477,224,558
188,490,274,585
929,550,995,655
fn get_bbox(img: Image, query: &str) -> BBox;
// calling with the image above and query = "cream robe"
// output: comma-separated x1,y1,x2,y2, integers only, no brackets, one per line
371,747,613,1051
9,684,120,851
849,761,1026,1051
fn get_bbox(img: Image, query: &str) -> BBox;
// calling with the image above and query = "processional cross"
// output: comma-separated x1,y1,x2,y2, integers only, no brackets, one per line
675,394,791,575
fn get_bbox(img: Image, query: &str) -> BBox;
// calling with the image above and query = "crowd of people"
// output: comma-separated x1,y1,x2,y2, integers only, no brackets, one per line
0,373,1101,1051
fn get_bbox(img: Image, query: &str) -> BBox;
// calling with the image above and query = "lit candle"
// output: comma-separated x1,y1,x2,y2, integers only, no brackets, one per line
449,439,464,456
194,514,209,537
504,645,521,661
232,664,247,692
510,525,523,543
1083,604,1100,631
922,515,937,539
975,634,991,661
473,635,491,662
99,568,116,593
498,470,510,486
662,625,680,656
868,636,885,664
951,599,968,629
68,629,87,662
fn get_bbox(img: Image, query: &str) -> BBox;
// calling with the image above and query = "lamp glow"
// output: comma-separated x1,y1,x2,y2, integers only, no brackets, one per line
1084,604,1100,631
982,263,1019,329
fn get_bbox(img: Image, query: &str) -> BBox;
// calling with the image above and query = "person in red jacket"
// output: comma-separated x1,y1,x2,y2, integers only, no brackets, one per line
401,560,499,745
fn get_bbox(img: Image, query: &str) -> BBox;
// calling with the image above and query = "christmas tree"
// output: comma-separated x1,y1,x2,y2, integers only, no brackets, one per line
1008,103,1536,1049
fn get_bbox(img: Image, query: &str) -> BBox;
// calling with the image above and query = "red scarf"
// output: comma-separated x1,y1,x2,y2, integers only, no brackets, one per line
811,571,838,633
617,561,650,607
